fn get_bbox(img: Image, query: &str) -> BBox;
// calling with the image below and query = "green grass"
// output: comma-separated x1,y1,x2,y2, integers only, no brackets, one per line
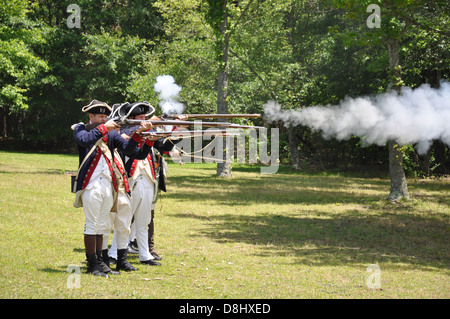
0,150,449,299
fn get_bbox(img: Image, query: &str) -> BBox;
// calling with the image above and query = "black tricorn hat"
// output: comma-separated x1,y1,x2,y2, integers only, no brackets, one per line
111,102,129,118
117,101,155,119
82,100,112,115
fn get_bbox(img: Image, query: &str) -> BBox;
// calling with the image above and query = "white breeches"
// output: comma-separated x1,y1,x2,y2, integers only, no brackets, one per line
108,175,156,261
104,190,132,250
82,175,113,235
130,175,156,261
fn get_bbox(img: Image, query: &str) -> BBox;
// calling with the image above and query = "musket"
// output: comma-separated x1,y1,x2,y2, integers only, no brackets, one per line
141,129,241,138
120,119,250,128
163,113,261,119
85,117,263,131
121,119,263,129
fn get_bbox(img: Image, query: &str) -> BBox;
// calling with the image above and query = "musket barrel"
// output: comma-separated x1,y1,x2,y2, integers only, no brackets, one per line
85,118,264,131
165,114,261,119
121,119,263,129
121,119,232,127
141,129,237,136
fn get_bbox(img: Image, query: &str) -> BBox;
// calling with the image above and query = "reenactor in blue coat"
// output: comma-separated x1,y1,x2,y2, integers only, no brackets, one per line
108,102,185,266
72,100,152,277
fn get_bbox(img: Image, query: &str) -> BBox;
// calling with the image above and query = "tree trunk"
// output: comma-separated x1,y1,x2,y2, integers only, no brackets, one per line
433,141,447,175
386,38,410,201
216,0,232,178
287,4,300,171
1,106,8,138
423,147,432,177
288,125,300,170
387,141,410,201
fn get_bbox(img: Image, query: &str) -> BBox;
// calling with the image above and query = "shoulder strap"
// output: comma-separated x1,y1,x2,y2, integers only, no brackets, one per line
73,139,102,190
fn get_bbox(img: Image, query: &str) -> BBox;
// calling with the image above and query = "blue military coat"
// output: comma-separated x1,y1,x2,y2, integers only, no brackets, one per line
119,126,178,192
73,123,150,194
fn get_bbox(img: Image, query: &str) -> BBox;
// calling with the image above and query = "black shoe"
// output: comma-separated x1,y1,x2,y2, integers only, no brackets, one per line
116,249,139,272
97,250,120,275
87,268,109,277
108,257,117,265
127,243,139,255
86,253,109,278
130,239,139,250
151,252,162,261
140,259,161,266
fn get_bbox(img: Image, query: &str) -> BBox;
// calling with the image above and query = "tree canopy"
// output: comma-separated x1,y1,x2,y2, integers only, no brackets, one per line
0,0,449,178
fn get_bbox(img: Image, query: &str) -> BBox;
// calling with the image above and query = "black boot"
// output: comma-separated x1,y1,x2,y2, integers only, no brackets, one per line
141,259,161,266
148,218,162,261
127,242,139,255
130,239,139,251
116,249,138,272
97,250,120,275
86,253,109,278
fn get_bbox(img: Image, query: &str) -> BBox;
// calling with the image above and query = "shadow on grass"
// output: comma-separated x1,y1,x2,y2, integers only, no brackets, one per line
173,210,449,271
165,173,391,206
166,172,449,271
0,168,66,175
40,266,73,274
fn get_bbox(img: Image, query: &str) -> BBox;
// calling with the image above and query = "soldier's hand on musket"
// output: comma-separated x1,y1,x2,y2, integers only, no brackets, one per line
175,115,188,121
136,121,153,134
143,132,160,141
105,119,120,131
171,115,188,130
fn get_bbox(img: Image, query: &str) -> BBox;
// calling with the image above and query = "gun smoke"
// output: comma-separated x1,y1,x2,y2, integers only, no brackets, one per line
154,75,186,114
263,81,450,155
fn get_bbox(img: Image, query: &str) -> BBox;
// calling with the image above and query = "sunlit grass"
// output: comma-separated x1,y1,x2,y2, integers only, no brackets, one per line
0,151,449,299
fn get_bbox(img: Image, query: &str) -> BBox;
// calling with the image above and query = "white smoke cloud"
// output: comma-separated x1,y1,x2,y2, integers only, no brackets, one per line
154,75,186,114
263,81,450,155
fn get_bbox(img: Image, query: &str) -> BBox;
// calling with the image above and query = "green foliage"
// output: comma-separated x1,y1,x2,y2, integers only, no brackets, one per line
0,0,448,175
203,0,226,36
402,26,450,87
0,0,48,113
130,0,218,114
0,0,28,24
82,30,148,102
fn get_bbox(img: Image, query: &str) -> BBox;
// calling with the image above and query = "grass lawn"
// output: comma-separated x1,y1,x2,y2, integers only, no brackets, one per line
0,150,448,299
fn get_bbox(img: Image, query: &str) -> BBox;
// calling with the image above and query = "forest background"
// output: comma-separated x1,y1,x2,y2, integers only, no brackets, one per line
1,0,449,180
